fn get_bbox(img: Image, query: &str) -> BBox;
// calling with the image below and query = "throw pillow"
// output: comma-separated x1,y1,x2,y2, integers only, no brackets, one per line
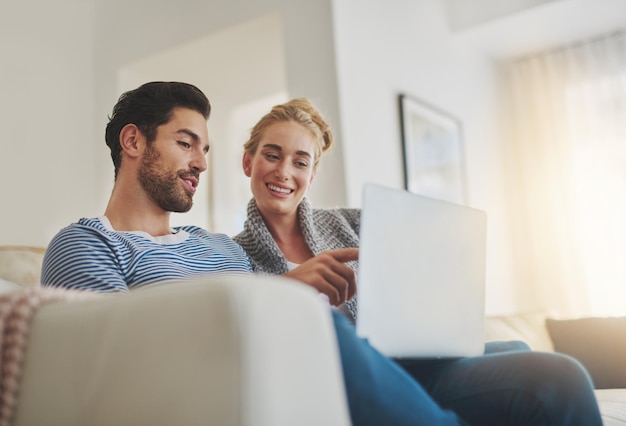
0,246,45,287
546,317,626,389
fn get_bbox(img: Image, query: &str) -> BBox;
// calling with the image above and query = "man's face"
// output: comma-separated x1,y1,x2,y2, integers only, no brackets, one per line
137,108,210,213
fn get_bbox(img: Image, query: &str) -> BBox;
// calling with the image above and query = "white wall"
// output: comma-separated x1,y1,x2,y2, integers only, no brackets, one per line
0,0,98,247
117,13,289,235
3,0,626,314
92,0,347,235
331,0,626,314
332,0,516,314
0,0,346,246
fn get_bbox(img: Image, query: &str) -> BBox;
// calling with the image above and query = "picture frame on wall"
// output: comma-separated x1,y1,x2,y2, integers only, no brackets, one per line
398,94,466,204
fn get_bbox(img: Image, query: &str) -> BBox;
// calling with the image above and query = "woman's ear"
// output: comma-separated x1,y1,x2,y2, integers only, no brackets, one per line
119,124,142,158
242,152,252,177
309,167,317,185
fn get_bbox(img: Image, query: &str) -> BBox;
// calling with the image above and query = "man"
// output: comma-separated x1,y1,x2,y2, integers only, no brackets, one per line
42,81,602,425
42,81,356,297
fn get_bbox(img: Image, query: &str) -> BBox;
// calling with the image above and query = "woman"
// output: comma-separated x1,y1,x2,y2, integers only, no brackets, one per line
233,98,601,425
234,98,360,320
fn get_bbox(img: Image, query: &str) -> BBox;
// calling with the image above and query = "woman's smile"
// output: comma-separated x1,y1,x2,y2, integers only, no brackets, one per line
266,182,294,196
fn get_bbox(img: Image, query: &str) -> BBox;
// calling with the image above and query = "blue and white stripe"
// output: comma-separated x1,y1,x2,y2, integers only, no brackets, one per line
41,217,252,292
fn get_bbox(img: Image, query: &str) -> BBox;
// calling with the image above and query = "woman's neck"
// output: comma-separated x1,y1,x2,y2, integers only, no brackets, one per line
259,208,314,264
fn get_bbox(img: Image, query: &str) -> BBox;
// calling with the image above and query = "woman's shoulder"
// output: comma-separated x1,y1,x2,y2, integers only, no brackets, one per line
231,227,250,247
312,207,361,234
313,207,360,223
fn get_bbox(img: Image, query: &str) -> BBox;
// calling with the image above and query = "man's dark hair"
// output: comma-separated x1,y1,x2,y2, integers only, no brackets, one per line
105,81,211,179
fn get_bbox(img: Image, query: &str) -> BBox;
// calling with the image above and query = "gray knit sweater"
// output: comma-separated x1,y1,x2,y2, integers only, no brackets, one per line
233,197,360,321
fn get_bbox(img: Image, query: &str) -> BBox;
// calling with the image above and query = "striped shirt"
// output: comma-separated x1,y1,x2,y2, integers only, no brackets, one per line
41,217,252,292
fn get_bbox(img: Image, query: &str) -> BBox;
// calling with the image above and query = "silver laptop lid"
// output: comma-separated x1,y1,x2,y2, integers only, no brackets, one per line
356,183,487,358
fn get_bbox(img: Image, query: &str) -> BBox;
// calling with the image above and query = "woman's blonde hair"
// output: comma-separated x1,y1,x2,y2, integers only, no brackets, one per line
243,98,333,168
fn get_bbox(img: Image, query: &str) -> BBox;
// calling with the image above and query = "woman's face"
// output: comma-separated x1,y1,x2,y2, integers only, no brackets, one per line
243,120,317,219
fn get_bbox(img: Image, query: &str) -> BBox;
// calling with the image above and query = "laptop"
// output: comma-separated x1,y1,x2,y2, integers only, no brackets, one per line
355,183,487,358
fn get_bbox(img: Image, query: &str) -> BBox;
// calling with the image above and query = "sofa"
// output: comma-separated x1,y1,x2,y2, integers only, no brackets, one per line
1,245,625,425
485,310,626,425
0,246,351,426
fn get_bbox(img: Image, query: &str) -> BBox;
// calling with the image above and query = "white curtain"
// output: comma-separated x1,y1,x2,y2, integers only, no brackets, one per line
506,31,626,317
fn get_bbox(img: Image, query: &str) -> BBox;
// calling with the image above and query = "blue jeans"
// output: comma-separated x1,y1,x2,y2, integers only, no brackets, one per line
332,311,602,426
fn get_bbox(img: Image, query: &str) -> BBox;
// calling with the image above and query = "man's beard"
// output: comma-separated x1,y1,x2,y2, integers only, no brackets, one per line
138,144,195,213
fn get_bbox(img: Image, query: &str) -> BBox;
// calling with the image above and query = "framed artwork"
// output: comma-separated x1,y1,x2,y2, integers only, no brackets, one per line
399,94,466,204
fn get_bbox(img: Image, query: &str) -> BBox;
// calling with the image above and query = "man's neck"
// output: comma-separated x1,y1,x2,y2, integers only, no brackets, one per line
104,184,174,237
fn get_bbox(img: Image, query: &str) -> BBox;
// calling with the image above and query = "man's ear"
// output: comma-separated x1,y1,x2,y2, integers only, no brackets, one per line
242,152,252,177
119,124,143,158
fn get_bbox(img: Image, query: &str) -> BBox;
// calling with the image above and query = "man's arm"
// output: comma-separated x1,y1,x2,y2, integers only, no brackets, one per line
41,225,129,292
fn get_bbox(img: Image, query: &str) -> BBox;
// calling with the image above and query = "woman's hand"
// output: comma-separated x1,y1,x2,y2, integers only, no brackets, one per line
283,248,358,306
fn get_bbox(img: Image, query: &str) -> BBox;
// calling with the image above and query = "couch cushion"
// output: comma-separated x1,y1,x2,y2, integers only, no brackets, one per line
595,389,626,425
0,246,45,288
546,317,626,389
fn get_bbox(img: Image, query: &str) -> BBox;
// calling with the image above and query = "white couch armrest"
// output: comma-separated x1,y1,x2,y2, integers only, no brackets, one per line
13,275,351,426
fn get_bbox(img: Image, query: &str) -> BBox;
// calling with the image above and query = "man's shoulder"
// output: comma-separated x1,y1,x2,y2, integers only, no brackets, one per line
43,218,120,268
177,226,244,250
177,224,212,235
50,217,113,244
170,225,251,270
178,225,231,240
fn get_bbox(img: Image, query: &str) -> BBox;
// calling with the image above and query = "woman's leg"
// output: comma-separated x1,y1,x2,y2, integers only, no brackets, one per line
398,351,602,426
331,311,464,426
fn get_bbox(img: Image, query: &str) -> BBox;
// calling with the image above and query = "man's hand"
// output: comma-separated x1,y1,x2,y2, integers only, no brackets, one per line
283,247,359,306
